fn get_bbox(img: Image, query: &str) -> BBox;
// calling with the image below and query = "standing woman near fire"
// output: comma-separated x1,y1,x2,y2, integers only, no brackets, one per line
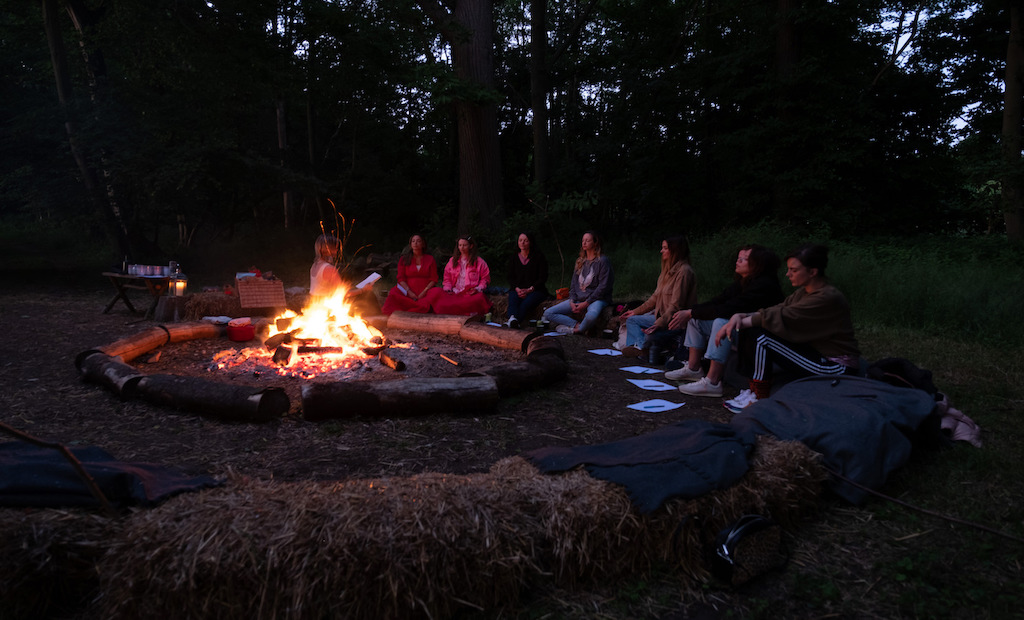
505,231,549,328
542,231,614,335
429,235,492,316
381,233,438,314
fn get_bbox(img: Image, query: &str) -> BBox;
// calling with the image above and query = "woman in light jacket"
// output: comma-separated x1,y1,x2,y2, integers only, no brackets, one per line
616,236,696,358
542,231,614,335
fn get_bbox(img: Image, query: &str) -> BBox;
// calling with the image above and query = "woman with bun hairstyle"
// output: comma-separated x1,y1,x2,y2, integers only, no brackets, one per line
710,243,860,412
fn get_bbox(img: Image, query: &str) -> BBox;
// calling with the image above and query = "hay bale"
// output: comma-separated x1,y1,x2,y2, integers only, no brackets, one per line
184,291,309,321
94,437,825,619
0,508,120,618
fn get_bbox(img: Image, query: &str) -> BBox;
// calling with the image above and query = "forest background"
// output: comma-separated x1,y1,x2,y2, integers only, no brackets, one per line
3,2,1024,618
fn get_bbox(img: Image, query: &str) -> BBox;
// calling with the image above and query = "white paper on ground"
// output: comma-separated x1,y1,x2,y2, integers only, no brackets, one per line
628,399,684,412
588,348,623,356
626,378,678,391
619,365,662,374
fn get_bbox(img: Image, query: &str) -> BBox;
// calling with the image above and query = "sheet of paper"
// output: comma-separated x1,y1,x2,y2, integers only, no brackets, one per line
628,399,684,412
626,378,677,391
544,331,564,337
355,272,382,289
485,321,502,327
619,365,662,374
588,348,623,356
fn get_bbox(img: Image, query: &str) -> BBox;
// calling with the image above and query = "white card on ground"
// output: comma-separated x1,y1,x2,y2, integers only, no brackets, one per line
619,365,662,374
628,399,683,412
544,331,564,337
588,348,623,356
626,378,677,391
486,322,502,327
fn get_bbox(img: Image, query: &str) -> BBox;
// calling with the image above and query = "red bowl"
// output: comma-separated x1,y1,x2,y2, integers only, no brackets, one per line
227,323,255,342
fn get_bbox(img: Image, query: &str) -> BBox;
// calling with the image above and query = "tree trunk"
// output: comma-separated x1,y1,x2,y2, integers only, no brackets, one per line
530,0,550,190
772,0,800,220
1003,1,1024,241
42,0,131,256
420,0,504,234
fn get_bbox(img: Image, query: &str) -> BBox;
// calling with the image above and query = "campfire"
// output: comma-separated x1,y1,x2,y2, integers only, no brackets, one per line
211,287,400,380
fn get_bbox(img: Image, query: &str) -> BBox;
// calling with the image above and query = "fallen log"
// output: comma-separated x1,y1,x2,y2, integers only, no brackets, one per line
387,311,475,335
460,354,567,396
134,374,289,422
301,376,499,420
75,352,145,398
162,321,225,344
95,327,170,363
458,322,536,352
526,335,566,361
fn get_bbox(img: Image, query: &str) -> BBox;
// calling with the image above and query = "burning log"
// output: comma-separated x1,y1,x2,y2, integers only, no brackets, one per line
272,344,293,366
387,311,475,335
301,376,500,420
458,322,537,352
134,374,290,422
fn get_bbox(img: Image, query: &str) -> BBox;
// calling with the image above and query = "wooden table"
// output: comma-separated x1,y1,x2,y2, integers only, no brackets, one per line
102,272,170,319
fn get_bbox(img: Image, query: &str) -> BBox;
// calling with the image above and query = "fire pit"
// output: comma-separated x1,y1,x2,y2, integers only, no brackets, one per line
76,289,566,422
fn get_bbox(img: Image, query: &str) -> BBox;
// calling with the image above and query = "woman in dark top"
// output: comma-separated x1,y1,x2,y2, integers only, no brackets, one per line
505,231,549,328
670,244,785,398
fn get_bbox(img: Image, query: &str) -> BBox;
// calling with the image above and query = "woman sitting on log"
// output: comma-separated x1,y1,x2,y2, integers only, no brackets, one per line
671,244,784,397
542,231,614,335
615,236,696,362
381,233,438,314
709,243,861,412
429,235,492,316
505,231,549,328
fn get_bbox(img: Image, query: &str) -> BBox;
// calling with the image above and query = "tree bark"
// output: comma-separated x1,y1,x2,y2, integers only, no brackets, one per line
387,310,476,335
419,0,504,234
530,0,550,190
458,322,536,351
1003,1,1024,241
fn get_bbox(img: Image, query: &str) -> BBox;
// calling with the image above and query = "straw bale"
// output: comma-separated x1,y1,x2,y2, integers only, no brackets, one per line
94,438,825,619
183,291,309,321
0,508,120,617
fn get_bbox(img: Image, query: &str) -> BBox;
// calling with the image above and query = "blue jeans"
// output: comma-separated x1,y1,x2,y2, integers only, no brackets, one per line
684,317,733,364
625,313,656,348
543,299,608,333
506,289,548,321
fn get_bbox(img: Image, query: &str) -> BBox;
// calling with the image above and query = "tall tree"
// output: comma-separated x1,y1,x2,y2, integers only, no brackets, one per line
1002,0,1024,240
419,0,504,234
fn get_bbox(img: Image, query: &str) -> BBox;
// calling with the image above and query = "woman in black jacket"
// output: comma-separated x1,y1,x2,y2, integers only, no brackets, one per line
667,245,784,397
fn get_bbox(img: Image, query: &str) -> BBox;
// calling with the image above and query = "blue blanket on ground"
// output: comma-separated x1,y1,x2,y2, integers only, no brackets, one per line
731,375,936,504
0,441,221,509
526,420,756,513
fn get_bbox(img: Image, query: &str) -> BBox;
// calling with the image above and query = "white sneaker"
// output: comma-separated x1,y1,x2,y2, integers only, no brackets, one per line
724,389,757,413
665,363,704,382
555,324,574,335
506,316,520,329
677,377,723,397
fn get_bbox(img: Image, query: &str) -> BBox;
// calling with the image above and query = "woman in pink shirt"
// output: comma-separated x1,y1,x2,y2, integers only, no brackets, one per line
428,235,492,316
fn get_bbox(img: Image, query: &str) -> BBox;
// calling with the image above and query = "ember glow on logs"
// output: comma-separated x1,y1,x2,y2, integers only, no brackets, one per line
212,286,389,379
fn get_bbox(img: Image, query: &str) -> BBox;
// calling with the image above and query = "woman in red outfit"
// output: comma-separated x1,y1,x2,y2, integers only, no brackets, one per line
381,234,438,314
429,236,492,316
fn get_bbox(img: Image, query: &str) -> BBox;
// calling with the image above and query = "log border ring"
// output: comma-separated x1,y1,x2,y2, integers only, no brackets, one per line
75,311,567,423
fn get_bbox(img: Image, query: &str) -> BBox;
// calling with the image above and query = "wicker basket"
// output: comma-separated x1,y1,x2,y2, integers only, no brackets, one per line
235,277,286,309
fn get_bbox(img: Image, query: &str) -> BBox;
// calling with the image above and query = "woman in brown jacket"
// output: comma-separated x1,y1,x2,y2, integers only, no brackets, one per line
616,236,697,358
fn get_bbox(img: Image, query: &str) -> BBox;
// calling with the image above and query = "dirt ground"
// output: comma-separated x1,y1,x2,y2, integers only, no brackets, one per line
0,277,828,618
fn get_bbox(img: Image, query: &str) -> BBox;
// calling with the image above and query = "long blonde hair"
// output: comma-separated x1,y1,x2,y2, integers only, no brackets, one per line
574,230,602,273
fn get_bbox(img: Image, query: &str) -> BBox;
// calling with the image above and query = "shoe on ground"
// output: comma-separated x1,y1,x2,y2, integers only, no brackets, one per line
677,377,723,397
620,345,643,357
665,358,684,371
723,389,758,413
555,324,574,335
665,363,704,382
507,316,520,329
